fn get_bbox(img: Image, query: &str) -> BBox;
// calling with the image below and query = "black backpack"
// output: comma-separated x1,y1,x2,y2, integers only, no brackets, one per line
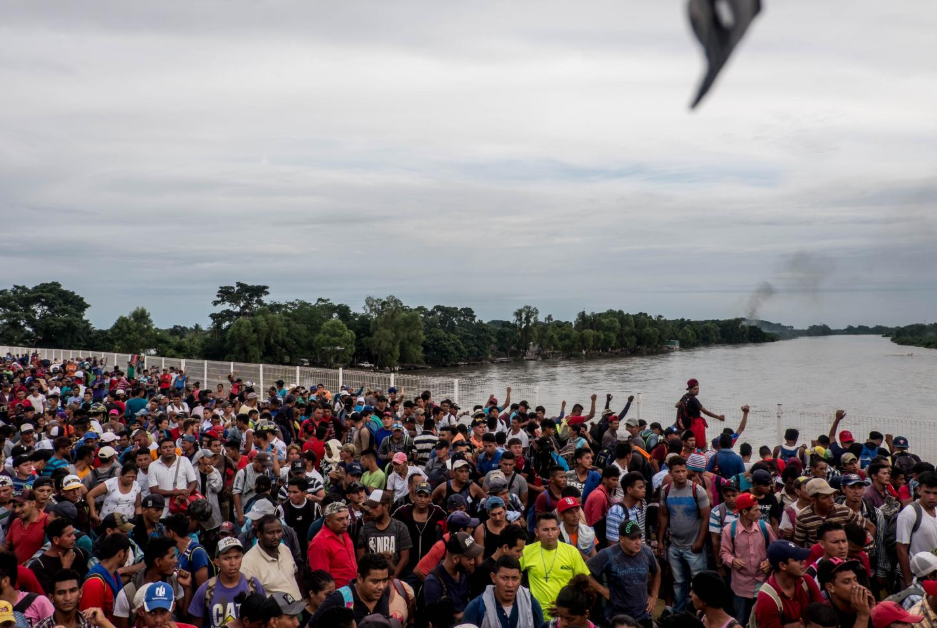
594,445,615,469
885,502,922,568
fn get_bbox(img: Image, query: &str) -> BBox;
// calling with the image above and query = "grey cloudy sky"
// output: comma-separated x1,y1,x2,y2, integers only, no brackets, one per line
2,1,936,329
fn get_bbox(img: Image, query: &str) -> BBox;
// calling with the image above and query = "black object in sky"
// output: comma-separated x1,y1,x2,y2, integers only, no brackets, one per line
688,0,762,108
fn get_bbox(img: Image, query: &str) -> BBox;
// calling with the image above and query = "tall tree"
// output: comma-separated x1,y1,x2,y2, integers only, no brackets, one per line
365,295,425,368
209,283,270,330
0,283,93,347
109,307,157,354
314,319,356,366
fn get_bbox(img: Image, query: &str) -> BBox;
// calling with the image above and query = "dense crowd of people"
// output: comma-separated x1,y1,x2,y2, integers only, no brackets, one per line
0,354,933,628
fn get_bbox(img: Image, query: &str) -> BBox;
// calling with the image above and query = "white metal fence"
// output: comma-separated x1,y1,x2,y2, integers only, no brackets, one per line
4,345,936,462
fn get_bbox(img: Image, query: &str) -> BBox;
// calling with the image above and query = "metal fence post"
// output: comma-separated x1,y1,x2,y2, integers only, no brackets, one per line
636,392,643,422
113,353,117,364
390,374,395,390
259,364,264,391
295,366,300,386
161,357,165,370
230,362,234,375
777,404,784,444
454,379,460,406
204,361,208,385
338,368,343,390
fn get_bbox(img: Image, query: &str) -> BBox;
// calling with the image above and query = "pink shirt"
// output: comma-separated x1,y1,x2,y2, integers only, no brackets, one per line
720,518,777,598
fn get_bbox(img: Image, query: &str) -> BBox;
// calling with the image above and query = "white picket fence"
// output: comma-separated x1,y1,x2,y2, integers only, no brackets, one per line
4,345,936,461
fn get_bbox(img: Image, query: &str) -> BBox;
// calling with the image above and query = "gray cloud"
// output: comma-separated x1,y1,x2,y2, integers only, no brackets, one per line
1,1,936,329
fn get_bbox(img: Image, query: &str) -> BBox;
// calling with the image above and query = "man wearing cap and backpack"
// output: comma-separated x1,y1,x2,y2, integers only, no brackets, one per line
897,471,937,589
190,537,265,628
720,492,777,623
752,540,823,628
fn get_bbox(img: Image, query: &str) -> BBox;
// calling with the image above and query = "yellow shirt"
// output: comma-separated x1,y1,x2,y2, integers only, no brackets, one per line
520,541,590,619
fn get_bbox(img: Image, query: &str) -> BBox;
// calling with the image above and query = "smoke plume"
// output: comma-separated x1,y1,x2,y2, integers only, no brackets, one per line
745,252,834,320
746,281,775,320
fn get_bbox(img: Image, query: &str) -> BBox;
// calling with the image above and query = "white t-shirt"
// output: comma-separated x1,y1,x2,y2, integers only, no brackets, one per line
113,578,184,619
148,456,198,516
100,477,141,519
386,466,427,497
27,394,46,414
897,503,937,557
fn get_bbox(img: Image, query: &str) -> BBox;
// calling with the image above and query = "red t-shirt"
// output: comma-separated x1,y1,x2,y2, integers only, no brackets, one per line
79,570,120,616
9,512,49,565
17,566,43,594
159,374,172,390
753,574,823,628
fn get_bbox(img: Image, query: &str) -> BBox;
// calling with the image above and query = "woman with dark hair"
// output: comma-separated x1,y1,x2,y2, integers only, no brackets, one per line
300,570,336,628
543,574,598,628
689,571,736,628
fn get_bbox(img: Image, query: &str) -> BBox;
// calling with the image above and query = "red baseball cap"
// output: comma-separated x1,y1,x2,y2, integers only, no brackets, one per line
687,378,699,389
839,430,854,444
870,601,923,628
247,450,258,460
557,497,580,513
567,416,586,426
734,492,758,513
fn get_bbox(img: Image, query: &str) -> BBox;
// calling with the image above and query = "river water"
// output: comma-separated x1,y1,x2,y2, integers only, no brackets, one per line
430,336,937,450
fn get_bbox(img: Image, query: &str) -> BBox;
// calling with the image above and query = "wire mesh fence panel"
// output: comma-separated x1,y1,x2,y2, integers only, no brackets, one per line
264,365,299,391
340,369,394,394
231,362,261,389
206,361,235,391
297,367,342,393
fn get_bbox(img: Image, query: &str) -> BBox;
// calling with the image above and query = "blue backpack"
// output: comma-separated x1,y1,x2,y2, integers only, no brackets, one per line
528,492,555,534
859,444,878,470
730,518,771,548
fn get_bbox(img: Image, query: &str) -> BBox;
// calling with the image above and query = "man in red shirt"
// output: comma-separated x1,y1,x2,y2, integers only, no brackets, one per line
584,467,619,527
753,540,823,628
1,491,48,564
79,533,131,617
307,502,357,587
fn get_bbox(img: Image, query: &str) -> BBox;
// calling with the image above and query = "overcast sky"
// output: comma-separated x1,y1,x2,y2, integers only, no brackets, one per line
2,1,936,329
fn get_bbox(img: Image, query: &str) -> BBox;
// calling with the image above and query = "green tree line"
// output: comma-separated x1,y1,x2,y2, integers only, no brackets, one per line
0,282,781,369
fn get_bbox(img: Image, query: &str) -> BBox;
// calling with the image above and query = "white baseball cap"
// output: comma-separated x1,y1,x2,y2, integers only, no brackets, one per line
100,432,118,443
62,475,83,491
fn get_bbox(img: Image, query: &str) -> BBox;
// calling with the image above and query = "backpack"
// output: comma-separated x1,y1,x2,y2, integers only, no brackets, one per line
729,518,771,549
558,440,579,468
639,430,658,452
594,446,615,469
894,452,920,479
182,542,218,579
884,584,924,607
12,593,38,628
89,464,119,491
204,575,258,615
858,444,878,470
885,502,923,568
528,491,556,534
749,580,809,628
663,481,701,512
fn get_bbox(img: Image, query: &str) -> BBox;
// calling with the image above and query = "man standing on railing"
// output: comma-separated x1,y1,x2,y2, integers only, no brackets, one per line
676,379,725,449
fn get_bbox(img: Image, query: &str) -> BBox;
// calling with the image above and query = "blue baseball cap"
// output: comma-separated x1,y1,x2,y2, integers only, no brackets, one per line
388,387,397,394
767,540,811,570
894,436,910,449
346,462,363,476
143,582,175,612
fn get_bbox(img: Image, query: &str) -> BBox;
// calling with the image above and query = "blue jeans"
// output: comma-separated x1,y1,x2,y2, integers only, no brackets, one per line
668,544,709,612
733,594,755,624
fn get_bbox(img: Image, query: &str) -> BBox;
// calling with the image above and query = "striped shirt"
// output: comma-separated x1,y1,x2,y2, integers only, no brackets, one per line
793,503,864,547
606,500,646,542
413,433,439,466
708,502,739,535
43,456,70,478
